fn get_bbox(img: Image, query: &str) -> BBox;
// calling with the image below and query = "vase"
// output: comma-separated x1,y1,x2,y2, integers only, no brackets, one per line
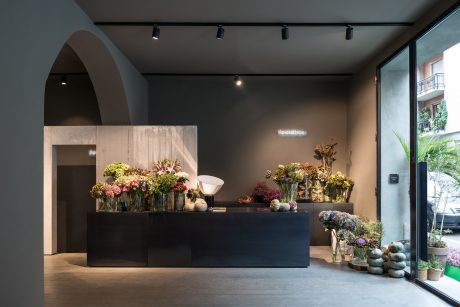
98,199,112,212
174,192,185,211
280,183,298,202
427,268,443,281
152,193,168,212
311,180,325,202
445,265,460,282
127,194,143,212
167,191,175,211
332,188,346,203
331,230,343,263
352,246,368,265
109,198,119,212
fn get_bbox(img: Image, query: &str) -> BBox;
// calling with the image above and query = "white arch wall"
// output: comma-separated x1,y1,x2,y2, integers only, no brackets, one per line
0,1,148,305
44,126,198,255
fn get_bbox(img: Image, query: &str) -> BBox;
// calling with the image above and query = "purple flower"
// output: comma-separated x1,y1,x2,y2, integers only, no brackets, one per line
356,237,367,247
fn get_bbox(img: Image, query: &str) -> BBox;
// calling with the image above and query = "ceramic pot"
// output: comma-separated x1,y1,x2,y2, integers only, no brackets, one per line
428,246,449,268
174,193,185,211
194,198,208,212
418,268,428,281
427,268,443,281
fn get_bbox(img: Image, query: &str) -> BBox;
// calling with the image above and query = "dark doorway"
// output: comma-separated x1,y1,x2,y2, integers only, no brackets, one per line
56,145,96,253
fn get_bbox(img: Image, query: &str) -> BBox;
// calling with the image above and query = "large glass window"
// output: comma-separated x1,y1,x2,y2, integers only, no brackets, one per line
379,47,411,274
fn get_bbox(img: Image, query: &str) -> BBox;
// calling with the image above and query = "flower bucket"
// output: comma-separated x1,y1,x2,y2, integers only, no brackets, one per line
445,265,460,282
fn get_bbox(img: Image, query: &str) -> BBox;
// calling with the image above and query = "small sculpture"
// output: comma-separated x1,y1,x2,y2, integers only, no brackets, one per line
278,203,290,212
270,199,280,212
367,248,384,275
386,242,406,278
194,198,208,212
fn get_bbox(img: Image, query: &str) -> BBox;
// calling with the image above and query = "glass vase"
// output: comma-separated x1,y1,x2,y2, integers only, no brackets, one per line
174,192,185,211
152,193,168,212
167,191,175,211
352,246,368,266
98,199,112,212
311,180,325,202
110,198,119,212
331,230,343,263
128,193,143,212
280,183,298,202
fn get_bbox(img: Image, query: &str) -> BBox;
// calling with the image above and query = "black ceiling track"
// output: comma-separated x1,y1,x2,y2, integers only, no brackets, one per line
94,21,413,27
142,73,353,77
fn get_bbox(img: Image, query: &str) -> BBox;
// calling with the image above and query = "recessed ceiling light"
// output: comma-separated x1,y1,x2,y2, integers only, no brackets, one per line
60,75,67,86
234,75,242,87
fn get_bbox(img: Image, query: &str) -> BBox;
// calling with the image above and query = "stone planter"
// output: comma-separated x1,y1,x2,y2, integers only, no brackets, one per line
427,268,443,281
418,268,428,281
428,246,449,268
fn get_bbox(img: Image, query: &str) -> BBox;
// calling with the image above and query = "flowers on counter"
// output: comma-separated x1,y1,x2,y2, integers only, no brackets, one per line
153,173,178,194
103,162,130,180
267,163,306,185
90,182,122,211
152,159,182,176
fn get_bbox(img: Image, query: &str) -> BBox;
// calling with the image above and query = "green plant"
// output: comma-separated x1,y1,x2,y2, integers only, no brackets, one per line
418,260,429,270
153,173,177,194
429,254,443,270
103,162,130,180
433,100,448,132
418,109,431,133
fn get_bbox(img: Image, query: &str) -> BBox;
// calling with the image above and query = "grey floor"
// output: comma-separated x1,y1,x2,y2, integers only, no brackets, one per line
45,248,449,307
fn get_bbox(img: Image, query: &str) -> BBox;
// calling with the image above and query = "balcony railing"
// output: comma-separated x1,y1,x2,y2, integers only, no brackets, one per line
417,73,444,95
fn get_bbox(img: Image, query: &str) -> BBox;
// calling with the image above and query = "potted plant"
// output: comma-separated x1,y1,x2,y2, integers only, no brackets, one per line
417,260,429,281
428,255,443,281
445,248,460,282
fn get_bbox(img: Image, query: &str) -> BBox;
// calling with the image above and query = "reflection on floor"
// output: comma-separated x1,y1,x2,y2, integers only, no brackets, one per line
425,276,460,303
45,247,449,307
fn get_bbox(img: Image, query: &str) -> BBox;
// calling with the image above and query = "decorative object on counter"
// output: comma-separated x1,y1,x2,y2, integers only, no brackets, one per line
367,248,384,275
313,140,338,177
418,260,429,281
428,254,443,281
197,175,224,209
173,172,189,211
270,199,281,212
278,203,291,212
152,158,182,175
445,247,460,282
184,200,195,211
252,181,270,203
266,163,306,202
194,198,208,212
103,162,130,181
289,200,297,211
238,195,253,204
90,182,122,212
318,210,360,263
152,173,177,212
326,172,354,203
387,242,406,278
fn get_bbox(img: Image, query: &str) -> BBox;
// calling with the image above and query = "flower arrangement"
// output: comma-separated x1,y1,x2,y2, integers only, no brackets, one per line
266,163,306,185
186,187,202,202
104,184,122,199
326,171,355,203
90,182,107,200
152,159,182,176
90,182,122,211
174,181,188,193
103,162,130,180
313,140,338,176
124,167,151,176
153,173,178,194
263,188,281,203
252,182,270,203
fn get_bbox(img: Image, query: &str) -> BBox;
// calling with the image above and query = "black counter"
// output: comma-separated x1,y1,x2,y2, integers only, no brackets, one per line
87,209,309,268
215,201,354,246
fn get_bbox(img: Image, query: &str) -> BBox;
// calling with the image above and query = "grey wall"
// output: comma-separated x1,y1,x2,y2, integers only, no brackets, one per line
0,1,148,305
148,76,350,200
45,76,102,126
347,0,458,220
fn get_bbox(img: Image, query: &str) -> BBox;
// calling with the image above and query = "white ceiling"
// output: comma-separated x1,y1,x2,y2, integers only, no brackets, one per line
74,0,437,74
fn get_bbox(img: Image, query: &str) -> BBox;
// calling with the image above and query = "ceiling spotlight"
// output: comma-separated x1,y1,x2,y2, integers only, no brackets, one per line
346,25,353,40
234,75,242,87
60,75,67,86
216,25,225,40
152,24,160,40
282,25,289,40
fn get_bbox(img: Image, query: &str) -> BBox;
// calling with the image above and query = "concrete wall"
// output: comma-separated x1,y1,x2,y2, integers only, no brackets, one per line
148,76,350,200
0,1,148,305
347,1,458,220
45,76,102,126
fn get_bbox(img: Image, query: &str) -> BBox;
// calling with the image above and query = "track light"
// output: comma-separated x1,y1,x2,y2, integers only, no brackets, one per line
152,24,160,40
345,25,353,40
60,75,67,86
281,25,289,40
216,25,225,40
234,75,242,87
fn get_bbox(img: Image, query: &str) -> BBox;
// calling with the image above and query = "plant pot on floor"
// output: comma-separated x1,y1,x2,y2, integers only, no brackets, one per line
427,268,443,281
418,268,428,281
428,246,449,267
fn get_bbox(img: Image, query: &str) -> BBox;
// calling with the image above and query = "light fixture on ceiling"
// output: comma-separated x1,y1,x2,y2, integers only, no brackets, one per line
281,25,289,40
60,75,67,86
216,25,225,40
88,148,97,158
345,25,353,40
152,24,160,40
234,75,242,87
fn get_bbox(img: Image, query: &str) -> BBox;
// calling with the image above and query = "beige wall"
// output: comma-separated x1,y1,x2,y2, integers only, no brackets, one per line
347,1,458,219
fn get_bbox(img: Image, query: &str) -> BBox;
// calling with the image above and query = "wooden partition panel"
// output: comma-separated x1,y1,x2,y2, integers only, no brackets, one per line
44,126,197,254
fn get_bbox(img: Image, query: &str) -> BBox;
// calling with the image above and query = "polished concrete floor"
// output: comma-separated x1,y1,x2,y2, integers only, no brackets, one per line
45,247,449,307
